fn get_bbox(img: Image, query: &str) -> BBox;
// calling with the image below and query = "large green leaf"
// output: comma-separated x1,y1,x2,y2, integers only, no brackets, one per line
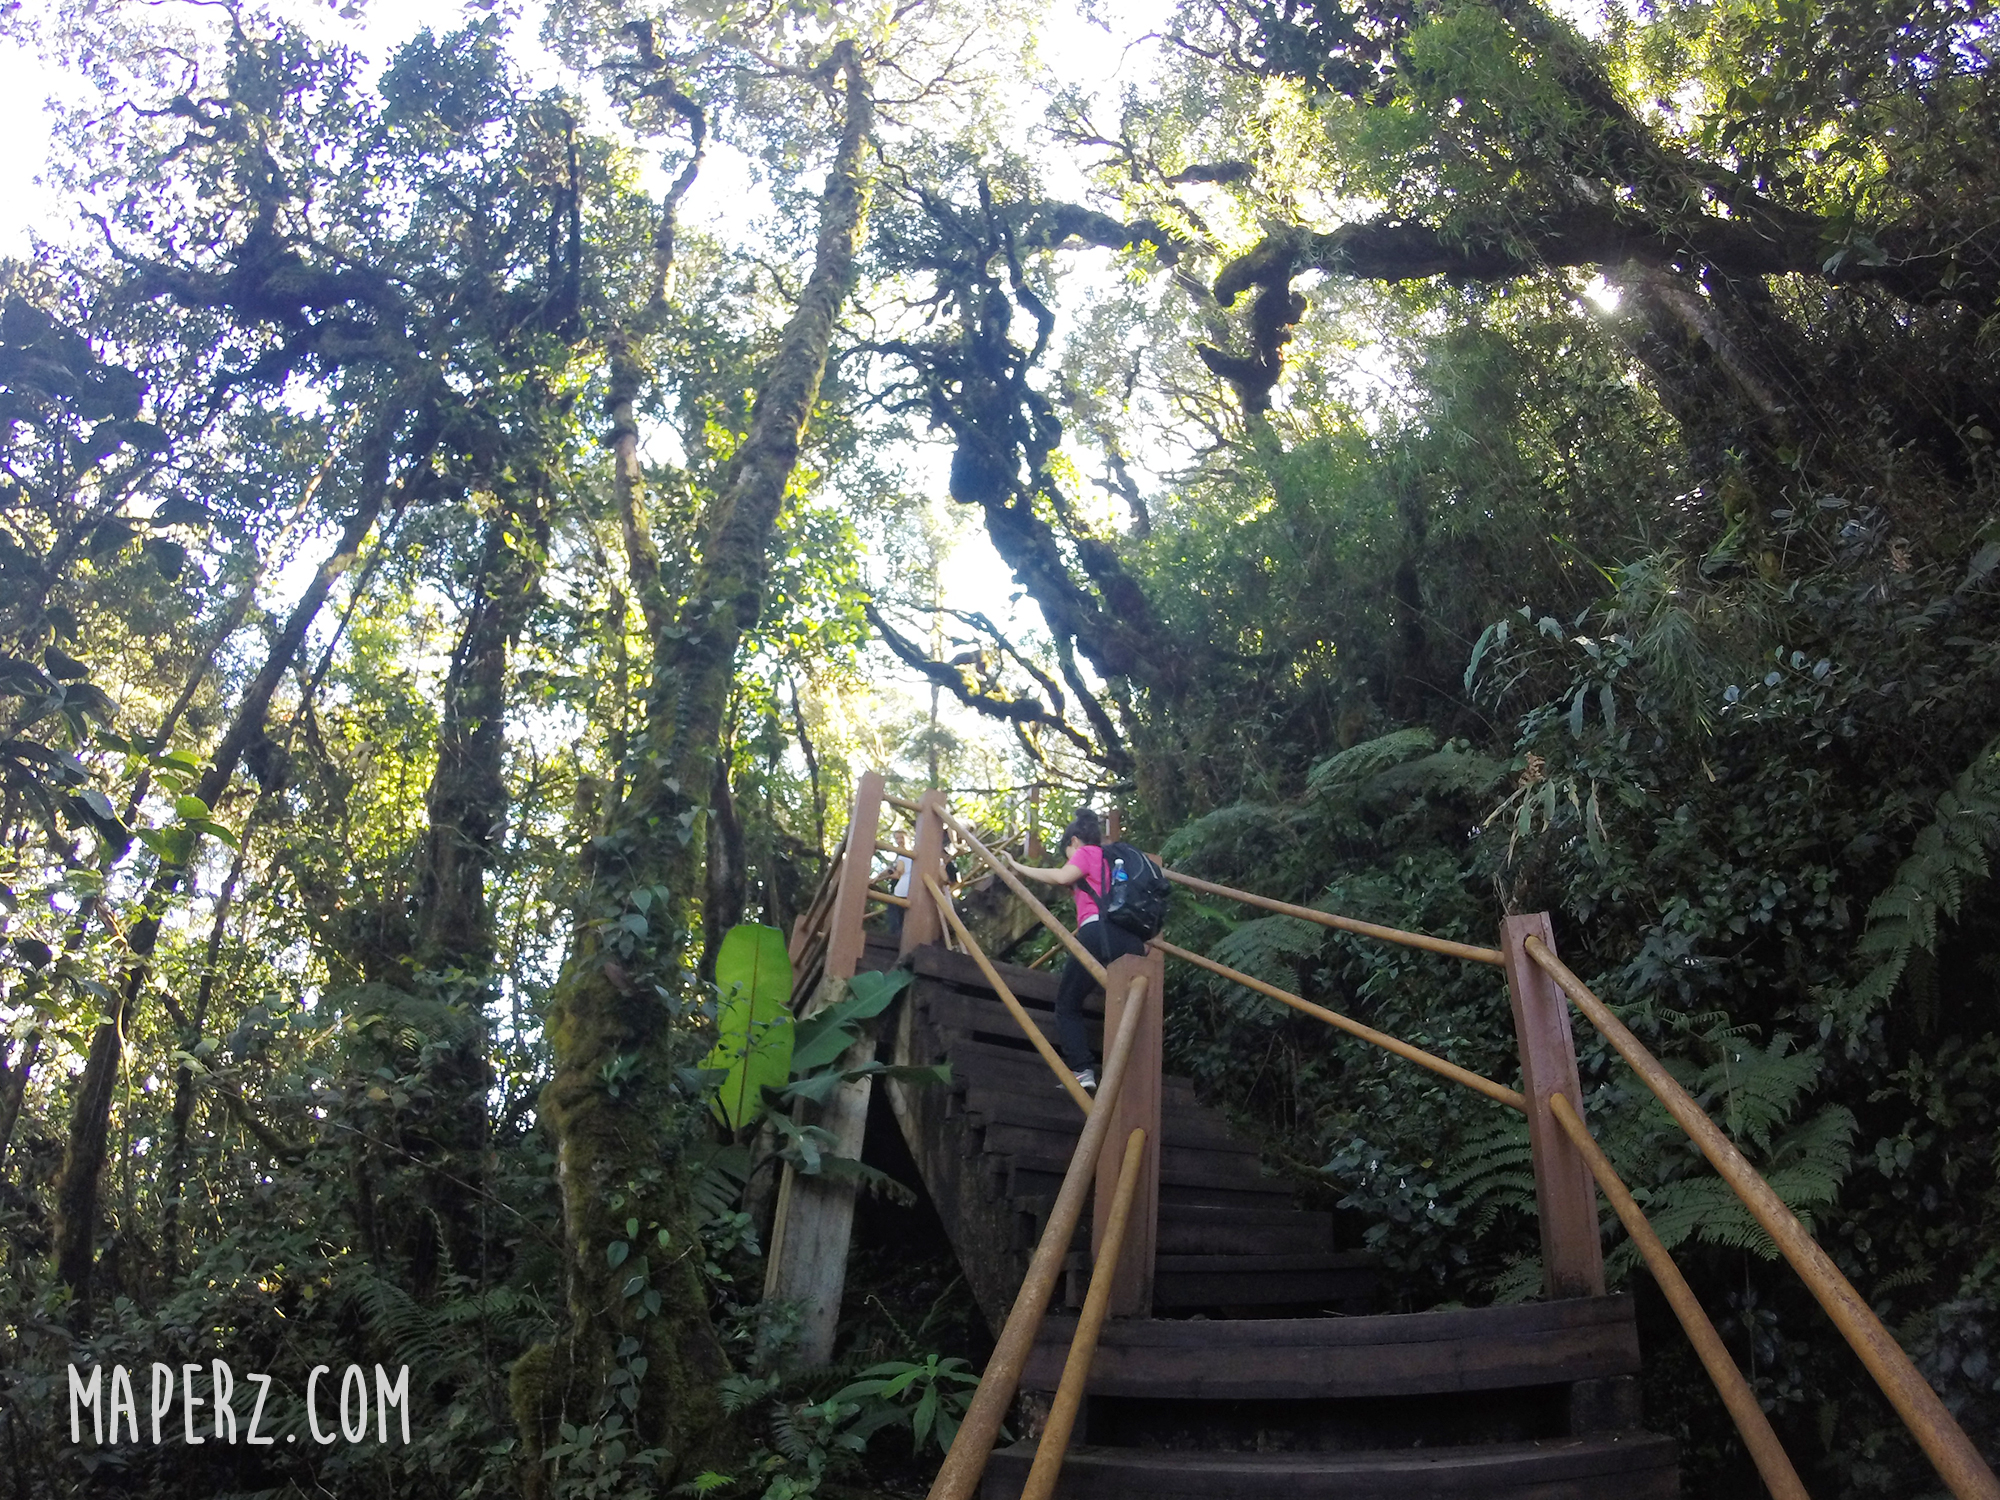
790,968,912,1073
703,924,795,1130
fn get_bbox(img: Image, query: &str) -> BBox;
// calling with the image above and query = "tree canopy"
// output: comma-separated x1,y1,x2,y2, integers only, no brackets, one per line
0,0,1997,1494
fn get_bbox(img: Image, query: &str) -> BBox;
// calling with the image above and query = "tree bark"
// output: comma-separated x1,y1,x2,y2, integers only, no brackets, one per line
0,1031,40,1183
417,502,547,969
699,749,747,979
519,44,874,1485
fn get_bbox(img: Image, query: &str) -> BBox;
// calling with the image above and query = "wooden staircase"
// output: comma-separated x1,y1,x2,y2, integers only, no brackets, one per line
870,936,1681,1499
879,941,1374,1327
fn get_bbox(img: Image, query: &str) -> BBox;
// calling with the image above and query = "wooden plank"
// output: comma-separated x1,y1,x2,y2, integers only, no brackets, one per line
1024,1313,1637,1397
961,1086,1242,1151
1155,1217,1332,1257
980,1434,1678,1500
1035,1293,1638,1353
823,772,884,983
762,975,882,1365
1152,1264,1379,1311
1094,949,1160,1317
918,991,1089,1048
1015,1297,1644,1397
763,774,888,1367
898,790,948,954
909,942,1063,1003
1502,915,1606,1300
980,1123,1260,1189
1152,1252,1363,1274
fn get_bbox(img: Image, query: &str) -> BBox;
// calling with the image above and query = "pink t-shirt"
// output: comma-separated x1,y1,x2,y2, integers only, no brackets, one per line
1070,844,1109,926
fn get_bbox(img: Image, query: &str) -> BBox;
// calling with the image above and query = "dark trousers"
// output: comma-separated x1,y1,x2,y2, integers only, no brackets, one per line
1055,919,1148,1069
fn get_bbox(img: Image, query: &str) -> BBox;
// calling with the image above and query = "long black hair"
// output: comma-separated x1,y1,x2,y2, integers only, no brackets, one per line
1060,808,1102,849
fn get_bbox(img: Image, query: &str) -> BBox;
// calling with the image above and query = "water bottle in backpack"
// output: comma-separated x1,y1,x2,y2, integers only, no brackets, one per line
1097,843,1168,938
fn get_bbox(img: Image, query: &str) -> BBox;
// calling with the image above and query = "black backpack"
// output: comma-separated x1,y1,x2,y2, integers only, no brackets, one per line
1092,841,1171,939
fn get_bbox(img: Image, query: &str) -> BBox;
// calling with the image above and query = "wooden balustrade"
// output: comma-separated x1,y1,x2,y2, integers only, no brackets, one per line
925,975,1153,1500
783,780,1985,1500
1548,1093,1811,1500
1527,936,2000,1500
1020,1127,1149,1500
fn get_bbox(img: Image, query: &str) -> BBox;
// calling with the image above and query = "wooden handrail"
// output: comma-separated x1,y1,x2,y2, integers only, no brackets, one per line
1151,937,1526,1112
1548,1093,1810,1500
939,809,1108,985
1164,869,1506,966
925,973,1151,1500
925,876,1092,1114
866,892,910,908
1020,1126,1148,1500
1526,936,2000,1500
1027,943,1060,971
883,793,923,813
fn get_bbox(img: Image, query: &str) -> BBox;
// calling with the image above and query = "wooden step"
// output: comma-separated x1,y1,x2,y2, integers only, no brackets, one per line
1020,1297,1643,1400
1004,1160,1302,1209
1156,1204,1334,1256
918,991,1100,1051
962,1084,1246,1154
979,1123,1258,1187
980,1433,1679,1499
1153,1257,1378,1310
909,943,1063,1003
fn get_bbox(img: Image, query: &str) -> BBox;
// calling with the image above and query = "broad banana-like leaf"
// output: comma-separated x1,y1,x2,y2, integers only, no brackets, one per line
704,924,794,1129
789,968,913,1073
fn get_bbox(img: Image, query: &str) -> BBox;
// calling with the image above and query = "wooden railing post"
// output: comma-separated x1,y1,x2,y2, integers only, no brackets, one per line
764,771,887,1366
899,789,947,956
823,771,884,981
1094,946,1161,1317
1500,914,1605,1299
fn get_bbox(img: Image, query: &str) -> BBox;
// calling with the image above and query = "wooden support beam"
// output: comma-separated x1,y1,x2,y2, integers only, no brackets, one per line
1094,947,1161,1317
823,771,884,983
764,772,888,1367
1500,914,1605,1299
899,790,947,955
1547,1094,1810,1500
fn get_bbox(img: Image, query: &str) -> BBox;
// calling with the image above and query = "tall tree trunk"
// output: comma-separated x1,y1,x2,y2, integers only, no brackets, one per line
517,45,872,1485
0,1031,40,1183
700,749,748,979
417,501,547,968
401,497,547,1285
52,422,408,1319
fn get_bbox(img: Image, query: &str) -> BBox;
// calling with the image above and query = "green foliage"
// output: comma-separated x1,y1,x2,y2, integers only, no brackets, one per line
1823,740,2000,1034
705,925,797,1130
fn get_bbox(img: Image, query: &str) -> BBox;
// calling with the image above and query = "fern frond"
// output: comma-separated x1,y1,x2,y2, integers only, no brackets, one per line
1828,738,2000,1031
1205,915,1325,996
1696,1033,1823,1152
1306,729,1438,796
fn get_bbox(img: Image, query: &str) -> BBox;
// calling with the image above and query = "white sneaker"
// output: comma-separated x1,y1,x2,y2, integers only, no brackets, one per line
1072,1067,1097,1094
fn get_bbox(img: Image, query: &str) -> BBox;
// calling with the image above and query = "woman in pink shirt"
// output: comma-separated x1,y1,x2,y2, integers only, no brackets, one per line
1003,809,1146,1093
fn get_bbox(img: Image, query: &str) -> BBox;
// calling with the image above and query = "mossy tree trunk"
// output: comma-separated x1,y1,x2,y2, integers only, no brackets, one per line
392,494,549,1287
519,43,873,1485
